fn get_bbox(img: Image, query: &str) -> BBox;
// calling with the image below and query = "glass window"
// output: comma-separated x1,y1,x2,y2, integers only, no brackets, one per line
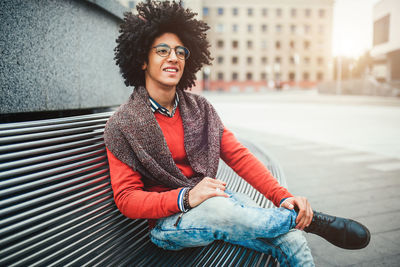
291,8,296,17
261,72,267,80
261,24,267,32
247,40,253,48
290,57,295,64
216,23,224,33
290,25,296,34
217,40,224,48
290,40,295,49
248,8,253,16
247,24,253,33
232,24,238,32
203,7,209,16
232,57,238,64
319,9,325,18
304,25,311,34
246,72,253,80
233,7,238,16
262,8,268,17
217,56,224,64
261,40,267,50
275,57,281,63
303,72,309,80
304,57,310,64
218,7,224,15
317,57,324,65
289,72,295,81
304,40,310,49
276,24,282,33
317,72,324,81
261,57,268,64
275,41,281,49
232,40,239,48
276,8,282,17
305,9,311,17
232,72,238,80
247,57,253,64
318,25,324,34
217,72,224,80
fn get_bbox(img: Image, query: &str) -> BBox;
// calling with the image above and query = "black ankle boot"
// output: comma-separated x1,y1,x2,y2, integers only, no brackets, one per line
304,211,370,249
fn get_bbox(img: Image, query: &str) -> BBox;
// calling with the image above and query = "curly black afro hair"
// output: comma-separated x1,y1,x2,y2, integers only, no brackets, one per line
114,0,213,90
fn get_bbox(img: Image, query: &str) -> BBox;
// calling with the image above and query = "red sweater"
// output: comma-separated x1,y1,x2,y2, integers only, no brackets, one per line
106,108,293,220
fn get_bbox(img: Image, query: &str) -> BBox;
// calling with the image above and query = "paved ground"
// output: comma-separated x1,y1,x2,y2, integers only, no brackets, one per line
204,90,400,267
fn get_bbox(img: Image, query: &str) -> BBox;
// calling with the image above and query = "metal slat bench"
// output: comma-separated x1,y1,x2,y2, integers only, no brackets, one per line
0,112,286,266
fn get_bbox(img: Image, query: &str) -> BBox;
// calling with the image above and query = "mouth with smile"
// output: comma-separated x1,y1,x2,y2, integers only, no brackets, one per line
163,66,179,74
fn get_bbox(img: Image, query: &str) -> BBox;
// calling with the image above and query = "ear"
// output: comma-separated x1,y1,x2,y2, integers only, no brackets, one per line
142,62,147,71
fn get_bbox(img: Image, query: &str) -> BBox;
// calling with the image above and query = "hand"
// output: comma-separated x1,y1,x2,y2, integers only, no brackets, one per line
281,196,313,231
188,177,229,208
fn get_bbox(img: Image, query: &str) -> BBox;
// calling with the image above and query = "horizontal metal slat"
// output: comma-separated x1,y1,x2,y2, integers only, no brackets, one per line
0,136,103,162
0,143,105,171
0,118,108,137
0,187,112,243
0,169,109,212
0,130,104,153
0,124,105,145
0,112,113,131
0,155,107,191
0,201,117,264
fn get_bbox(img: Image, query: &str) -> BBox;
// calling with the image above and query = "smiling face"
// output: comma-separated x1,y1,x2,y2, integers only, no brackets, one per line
142,32,186,92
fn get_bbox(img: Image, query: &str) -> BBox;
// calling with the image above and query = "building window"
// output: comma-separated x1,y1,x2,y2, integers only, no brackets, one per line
203,7,209,16
261,40,267,50
304,57,310,64
275,73,281,80
290,56,295,64
232,40,239,48
262,8,268,17
217,72,224,80
275,41,281,49
319,9,325,18
303,72,309,80
304,40,310,50
304,25,311,34
261,57,268,64
216,24,224,33
373,14,390,45
247,40,253,48
291,8,296,17
128,1,135,9
261,24,267,32
305,9,311,17
290,40,295,49
247,24,253,33
318,25,324,34
261,72,267,80
247,8,253,16
217,56,224,64
289,72,295,81
217,7,224,16
232,24,238,32
317,72,324,81
290,25,296,34
217,40,224,48
247,57,253,64
232,7,238,16
276,25,282,33
232,72,238,80
317,57,324,65
232,57,238,64
275,57,281,63
276,8,282,17
246,72,253,80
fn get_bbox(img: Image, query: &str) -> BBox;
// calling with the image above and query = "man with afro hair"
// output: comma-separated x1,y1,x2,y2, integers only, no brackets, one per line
104,1,370,266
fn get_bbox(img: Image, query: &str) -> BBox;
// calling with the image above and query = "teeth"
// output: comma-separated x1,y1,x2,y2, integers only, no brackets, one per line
164,68,177,72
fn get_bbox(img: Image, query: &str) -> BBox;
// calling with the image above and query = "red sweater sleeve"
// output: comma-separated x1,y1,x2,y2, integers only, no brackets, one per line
220,128,293,207
106,148,181,219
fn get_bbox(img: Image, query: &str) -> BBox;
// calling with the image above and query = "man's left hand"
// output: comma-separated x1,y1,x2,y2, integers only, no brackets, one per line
280,196,313,231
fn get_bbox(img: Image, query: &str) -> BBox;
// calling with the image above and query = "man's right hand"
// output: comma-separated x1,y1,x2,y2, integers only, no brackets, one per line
188,177,229,208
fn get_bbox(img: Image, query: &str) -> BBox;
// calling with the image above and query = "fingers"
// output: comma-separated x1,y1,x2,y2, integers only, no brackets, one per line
293,197,313,231
188,177,229,208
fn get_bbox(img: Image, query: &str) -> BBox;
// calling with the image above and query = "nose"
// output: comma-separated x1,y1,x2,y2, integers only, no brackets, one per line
167,49,178,62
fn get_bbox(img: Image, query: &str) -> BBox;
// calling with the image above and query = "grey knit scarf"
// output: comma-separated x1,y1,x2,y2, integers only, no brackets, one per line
104,86,224,189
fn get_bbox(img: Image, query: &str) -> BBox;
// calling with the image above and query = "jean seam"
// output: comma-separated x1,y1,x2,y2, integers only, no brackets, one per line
257,238,291,267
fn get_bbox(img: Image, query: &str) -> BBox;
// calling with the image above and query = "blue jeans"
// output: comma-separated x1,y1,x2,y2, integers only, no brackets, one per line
150,190,314,267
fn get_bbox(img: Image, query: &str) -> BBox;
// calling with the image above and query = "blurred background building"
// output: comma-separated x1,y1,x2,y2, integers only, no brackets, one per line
371,0,400,84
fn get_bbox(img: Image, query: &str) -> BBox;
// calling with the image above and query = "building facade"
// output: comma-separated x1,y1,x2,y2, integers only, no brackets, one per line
117,0,334,92
371,0,400,83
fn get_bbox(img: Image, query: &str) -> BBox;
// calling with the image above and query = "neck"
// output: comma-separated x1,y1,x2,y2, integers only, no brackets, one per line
146,85,176,111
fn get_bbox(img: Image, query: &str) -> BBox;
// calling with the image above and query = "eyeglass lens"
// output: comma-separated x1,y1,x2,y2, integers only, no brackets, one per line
154,44,189,60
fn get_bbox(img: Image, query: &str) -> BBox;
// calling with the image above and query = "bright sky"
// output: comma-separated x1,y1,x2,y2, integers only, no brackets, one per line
332,0,381,58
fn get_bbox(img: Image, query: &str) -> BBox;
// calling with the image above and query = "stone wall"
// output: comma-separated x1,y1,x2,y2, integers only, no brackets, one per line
0,0,131,114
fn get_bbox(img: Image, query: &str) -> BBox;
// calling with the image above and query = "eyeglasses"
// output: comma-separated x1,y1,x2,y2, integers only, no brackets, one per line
153,44,190,60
